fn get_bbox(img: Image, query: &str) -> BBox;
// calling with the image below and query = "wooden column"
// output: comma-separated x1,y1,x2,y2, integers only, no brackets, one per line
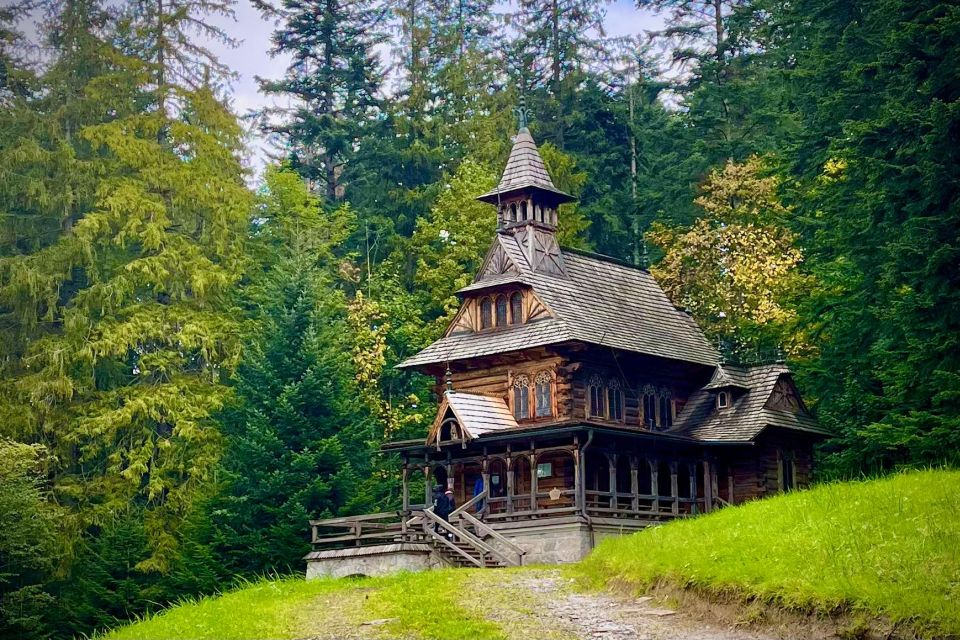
689,462,698,515
445,451,453,491
607,453,617,510
506,449,514,515
401,460,410,512
670,461,679,515
630,457,639,513
703,460,714,513
650,459,659,514
728,472,735,506
573,439,582,516
423,464,432,507
529,451,538,513
481,455,490,518
711,463,720,508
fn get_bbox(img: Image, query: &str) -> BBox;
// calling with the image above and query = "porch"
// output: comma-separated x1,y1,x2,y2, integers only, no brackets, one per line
306,428,732,574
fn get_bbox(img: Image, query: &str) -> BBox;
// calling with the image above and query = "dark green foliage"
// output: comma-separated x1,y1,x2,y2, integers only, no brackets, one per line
208,168,376,576
0,442,58,640
777,0,960,474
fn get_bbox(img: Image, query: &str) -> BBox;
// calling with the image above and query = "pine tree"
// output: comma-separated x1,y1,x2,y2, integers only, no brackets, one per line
255,0,388,202
0,83,252,571
512,0,609,149
773,0,960,473
209,166,375,575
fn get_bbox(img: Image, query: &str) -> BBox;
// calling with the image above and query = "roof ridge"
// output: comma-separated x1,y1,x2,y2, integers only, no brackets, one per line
560,245,648,271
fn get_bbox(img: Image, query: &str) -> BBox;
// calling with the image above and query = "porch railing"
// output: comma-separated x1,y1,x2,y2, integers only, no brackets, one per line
309,511,410,548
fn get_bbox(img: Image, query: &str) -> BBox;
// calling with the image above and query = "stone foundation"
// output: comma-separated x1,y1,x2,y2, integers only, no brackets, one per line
487,517,593,564
304,543,444,579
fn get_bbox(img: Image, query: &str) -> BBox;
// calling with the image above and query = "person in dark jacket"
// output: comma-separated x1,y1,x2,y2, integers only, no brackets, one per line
435,489,455,538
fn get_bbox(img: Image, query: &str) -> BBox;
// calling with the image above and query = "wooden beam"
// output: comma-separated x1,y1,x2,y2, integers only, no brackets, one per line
608,453,617,510
689,463,698,515
630,456,639,513
702,460,712,513
650,459,659,514
670,461,679,515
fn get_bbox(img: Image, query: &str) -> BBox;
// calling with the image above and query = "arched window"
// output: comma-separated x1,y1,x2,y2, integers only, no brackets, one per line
642,385,657,428
519,201,528,220
439,418,460,442
495,295,508,327
587,374,605,418
535,371,553,417
480,297,493,329
717,391,729,409
510,203,517,222
659,389,673,429
510,292,523,324
607,378,624,422
513,375,530,419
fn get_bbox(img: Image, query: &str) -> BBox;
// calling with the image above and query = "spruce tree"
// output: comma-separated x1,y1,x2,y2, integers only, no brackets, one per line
255,0,388,202
210,167,374,575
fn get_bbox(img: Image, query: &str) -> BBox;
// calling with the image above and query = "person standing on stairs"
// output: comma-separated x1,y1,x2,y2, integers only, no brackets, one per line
436,488,456,539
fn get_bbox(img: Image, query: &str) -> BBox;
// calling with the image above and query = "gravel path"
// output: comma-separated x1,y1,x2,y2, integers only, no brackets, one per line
485,570,780,640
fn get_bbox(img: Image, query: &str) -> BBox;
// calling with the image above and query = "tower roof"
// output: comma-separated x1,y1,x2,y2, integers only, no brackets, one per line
476,128,575,205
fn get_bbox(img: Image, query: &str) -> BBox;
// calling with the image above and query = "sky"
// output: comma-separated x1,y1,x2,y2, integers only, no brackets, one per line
201,0,666,176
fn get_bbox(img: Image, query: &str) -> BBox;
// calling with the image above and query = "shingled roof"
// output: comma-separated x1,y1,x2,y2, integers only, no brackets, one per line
398,234,718,369
673,364,829,442
476,128,574,205
427,392,519,445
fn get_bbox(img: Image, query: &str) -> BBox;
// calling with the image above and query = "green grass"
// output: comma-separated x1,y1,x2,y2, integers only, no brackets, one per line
101,470,960,639
573,469,960,637
99,569,510,640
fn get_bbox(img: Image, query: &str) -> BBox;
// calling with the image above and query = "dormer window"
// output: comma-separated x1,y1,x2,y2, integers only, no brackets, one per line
717,391,729,409
495,295,508,327
480,297,493,329
510,292,523,324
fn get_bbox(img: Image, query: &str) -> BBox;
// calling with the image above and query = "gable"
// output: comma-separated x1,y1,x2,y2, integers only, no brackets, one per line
478,237,522,279
764,375,808,415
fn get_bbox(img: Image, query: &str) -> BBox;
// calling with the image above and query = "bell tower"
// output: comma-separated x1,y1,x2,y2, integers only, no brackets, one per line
476,105,575,276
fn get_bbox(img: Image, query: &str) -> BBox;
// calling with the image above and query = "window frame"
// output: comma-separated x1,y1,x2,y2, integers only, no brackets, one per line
607,381,624,422
717,391,729,409
510,291,523,324
513,374,531,420
495,295,508,327
587,374,605,418
480,297,493,329
534,371,553,418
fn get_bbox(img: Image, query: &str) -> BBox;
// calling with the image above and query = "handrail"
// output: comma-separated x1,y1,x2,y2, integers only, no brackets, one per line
423,525,483,567
419,508,498,567
450,488,488,517
457,511,525,563
421,508,499,558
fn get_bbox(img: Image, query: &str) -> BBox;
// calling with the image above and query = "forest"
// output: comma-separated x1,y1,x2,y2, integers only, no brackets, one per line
0,0,957,638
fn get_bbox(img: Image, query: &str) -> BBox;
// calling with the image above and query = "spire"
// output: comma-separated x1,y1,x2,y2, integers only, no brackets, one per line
475,103,574,208
474,111,575,277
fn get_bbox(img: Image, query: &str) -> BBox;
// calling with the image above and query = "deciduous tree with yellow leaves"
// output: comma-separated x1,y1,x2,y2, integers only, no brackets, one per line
648,156,806,359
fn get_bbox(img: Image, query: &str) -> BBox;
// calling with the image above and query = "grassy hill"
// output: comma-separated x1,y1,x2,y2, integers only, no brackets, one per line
100,470,960,640
576,469,960,637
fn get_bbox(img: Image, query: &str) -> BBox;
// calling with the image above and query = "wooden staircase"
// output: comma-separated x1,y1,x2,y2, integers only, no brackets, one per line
407,490,526,569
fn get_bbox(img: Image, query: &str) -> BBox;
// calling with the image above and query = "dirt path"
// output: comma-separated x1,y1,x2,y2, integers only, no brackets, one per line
474,569,779,640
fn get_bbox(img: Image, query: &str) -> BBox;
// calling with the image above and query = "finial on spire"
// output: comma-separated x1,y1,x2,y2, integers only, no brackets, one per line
514,94,530,132
639,239,650,269
445,363,453,393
